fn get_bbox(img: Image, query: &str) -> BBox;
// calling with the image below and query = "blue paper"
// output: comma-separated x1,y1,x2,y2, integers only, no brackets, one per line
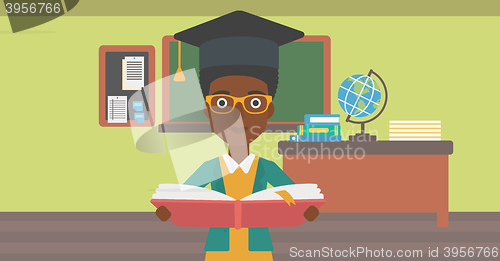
133,101,143,111
134,113,145,123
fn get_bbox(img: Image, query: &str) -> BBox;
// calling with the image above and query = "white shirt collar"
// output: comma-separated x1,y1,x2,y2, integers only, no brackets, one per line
222,153,256,174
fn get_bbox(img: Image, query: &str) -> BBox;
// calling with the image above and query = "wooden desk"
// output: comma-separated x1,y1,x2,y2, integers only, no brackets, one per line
278,141,454,227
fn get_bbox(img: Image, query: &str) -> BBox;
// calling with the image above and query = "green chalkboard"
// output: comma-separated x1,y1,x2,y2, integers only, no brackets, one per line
168,40,325,123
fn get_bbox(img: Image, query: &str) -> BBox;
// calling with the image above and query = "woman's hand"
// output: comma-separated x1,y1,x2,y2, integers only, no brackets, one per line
304,206,319,221
156,206,171,222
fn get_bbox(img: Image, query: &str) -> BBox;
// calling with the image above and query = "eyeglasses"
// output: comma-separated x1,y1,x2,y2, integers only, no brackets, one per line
205,94,273,114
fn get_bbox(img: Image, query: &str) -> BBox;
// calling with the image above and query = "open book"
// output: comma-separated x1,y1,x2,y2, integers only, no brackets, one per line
151,184,325,228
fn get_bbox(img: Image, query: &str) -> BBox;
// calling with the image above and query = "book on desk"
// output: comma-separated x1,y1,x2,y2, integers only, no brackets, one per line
290,114,342,142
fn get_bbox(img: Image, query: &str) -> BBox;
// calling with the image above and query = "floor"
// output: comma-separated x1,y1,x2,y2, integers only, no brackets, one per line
0,212,499,260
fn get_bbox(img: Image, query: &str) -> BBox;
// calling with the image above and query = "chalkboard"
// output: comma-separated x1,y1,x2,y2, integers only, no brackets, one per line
160,36,330,132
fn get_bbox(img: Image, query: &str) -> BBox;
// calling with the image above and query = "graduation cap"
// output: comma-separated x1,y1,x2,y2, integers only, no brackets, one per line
174,10,304,70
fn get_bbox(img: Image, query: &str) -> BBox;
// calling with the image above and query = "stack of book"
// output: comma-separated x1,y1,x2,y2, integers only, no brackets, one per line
389,120,441,141
290,114,341,142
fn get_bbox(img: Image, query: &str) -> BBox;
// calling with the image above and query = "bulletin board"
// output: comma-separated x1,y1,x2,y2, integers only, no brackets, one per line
99,45,156,127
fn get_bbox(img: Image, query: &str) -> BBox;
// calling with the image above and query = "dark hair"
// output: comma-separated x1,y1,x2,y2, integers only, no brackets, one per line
199,65,279,98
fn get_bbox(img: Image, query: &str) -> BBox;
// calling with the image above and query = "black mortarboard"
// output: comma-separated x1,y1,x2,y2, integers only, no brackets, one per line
174,11,304,70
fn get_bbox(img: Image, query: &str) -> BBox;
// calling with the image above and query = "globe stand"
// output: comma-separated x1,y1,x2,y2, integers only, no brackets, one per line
346,69,388,142
348,123,378,142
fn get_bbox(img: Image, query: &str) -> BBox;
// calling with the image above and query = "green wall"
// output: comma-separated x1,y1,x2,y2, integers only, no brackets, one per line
1,16,498,212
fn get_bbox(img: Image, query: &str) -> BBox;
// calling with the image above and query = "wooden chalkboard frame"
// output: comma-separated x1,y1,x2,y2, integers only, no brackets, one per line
159,35,330,133
99,45,156,127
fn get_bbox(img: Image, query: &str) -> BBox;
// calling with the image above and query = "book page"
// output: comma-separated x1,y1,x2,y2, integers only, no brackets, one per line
241,184,324,201
152,184,235,201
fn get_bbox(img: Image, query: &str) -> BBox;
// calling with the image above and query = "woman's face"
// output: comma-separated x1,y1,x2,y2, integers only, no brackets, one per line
205,75,274,145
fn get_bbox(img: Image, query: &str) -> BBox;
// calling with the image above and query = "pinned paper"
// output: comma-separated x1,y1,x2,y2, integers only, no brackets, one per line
107,96,127,123
134,113,145,123
122,56,144,90
133,101,143,111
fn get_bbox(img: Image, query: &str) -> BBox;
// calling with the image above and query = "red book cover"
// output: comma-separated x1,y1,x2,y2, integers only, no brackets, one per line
151,198,325,228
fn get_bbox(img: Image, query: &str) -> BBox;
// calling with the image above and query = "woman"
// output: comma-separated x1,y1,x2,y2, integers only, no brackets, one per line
156,11,319,261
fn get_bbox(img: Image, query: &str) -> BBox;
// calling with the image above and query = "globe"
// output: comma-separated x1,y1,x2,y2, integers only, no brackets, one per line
338,74,381,117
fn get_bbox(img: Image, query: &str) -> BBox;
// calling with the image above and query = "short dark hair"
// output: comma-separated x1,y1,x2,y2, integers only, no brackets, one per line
199,65,279,98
